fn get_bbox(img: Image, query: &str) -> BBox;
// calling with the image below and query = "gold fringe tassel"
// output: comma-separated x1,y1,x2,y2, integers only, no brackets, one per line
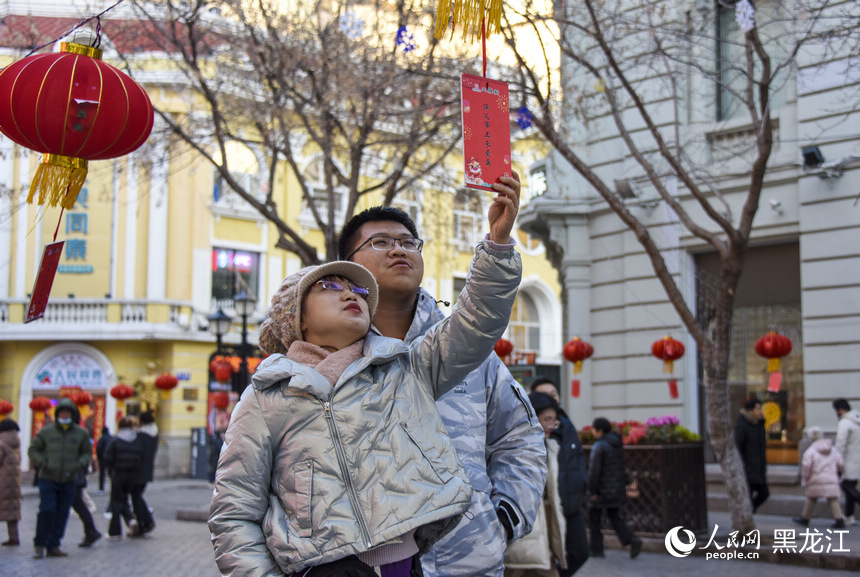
434,0,504,42
766,358,781,373
663,359,674,373
27,154,88,210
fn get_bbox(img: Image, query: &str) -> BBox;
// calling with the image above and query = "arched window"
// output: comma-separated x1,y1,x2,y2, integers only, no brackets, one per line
299,157,347,227
212,141,263,208
509,292,540,353
453,188,485,250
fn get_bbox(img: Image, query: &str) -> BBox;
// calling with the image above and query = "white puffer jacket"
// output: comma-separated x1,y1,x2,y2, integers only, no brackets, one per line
836,409,860,480
209,242,521,576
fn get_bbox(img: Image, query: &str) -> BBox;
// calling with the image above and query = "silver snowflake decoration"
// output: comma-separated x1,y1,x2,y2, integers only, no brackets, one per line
339,12,365,40
735,0,755,32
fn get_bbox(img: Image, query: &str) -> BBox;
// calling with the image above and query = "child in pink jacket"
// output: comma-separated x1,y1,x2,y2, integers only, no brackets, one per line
793,426,845,528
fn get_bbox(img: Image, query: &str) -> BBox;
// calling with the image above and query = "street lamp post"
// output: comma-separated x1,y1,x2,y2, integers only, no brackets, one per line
232,291,257,394
207,309,232,355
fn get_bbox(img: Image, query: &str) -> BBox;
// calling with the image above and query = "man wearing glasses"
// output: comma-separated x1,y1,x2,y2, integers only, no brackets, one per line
339,173,546,576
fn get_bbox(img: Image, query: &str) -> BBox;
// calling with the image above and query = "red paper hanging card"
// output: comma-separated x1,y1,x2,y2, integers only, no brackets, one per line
571,379,581,398
668,379,679,399
25,241,65,323
461,73,511,191
767,371,782,393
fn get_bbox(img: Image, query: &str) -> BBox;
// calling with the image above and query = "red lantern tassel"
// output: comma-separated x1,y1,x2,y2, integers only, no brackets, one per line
28,154,88,209
663,360,673,373
571,379,580,398
668,379,679,399
574,360,583,374
766,358,781,373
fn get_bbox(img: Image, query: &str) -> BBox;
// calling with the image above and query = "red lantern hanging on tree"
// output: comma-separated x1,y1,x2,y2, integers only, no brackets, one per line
494,338,514,364
0,35,154,209
651,336,685,399
755,331,792,392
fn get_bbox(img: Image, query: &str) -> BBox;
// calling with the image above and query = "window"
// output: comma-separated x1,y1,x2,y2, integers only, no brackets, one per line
212,141,262,208
300,157,347,227
392,187,422,231
211,249,260,310
716,1,789,121
509,292,541,353
453,188,485,249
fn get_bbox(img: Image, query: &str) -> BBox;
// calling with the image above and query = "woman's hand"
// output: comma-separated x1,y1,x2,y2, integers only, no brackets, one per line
488,171,521,245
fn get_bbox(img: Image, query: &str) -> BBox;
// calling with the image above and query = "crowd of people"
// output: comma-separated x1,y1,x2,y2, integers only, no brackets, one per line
0,397,159,559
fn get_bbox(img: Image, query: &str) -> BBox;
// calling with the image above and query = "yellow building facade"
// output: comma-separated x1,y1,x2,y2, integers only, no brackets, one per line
0,25,561,479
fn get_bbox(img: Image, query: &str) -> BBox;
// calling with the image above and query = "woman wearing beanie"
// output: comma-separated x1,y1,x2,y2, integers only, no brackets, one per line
210,183,522,576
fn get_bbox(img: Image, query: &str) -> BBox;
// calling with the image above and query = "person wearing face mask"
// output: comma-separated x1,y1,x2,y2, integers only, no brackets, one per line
27,397,92,559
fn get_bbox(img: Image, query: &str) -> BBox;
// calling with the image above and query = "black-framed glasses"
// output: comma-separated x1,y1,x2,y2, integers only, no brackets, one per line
312,280,370,299
345,236,424,261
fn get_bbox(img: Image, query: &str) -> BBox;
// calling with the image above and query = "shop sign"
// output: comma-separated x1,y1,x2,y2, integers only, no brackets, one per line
33,352,108,390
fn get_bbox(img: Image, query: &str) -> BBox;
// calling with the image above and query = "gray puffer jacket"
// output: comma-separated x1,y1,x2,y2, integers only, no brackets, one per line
209,241,521,576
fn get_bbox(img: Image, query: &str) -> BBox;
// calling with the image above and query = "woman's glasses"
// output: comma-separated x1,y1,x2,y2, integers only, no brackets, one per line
313,280,370,299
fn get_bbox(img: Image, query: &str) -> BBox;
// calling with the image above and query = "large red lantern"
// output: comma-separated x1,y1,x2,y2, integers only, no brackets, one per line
755,332,792,373
110,383,135,401
155,373,179,391
30,396,52,433
563,337,594,374
0,38,154,209
651,336,685,373
72,391,93,407
212,391,230,411
0,399,13,418
494,338,514,358
212,359,235,384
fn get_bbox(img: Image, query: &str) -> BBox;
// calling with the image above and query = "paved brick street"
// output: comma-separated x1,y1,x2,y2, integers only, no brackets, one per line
3,475,859,577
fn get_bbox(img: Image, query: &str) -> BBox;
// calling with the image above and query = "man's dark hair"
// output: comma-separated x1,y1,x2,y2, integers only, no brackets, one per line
528,391,559,416
743,396,761,411
0,418,19,432
833,399,851,412
529,377,558,393
338,206,420,260
592,417,612,433
139,411,155,425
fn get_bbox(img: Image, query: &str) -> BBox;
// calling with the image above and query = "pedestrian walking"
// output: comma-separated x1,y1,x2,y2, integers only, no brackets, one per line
504,392,567,577
103,416,145,540
340,189,546,577
134,411,158,535
793,426,845,528
531,378,589,575
0,418,21,546
587,417,642,559
833,398,860,526
95,426,112,493
210,183,521,576
735,396,769,512
67,403,102,547
27,397,92,558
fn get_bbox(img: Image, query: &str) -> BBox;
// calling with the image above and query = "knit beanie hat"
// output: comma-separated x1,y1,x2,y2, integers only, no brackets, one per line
259,261,379,355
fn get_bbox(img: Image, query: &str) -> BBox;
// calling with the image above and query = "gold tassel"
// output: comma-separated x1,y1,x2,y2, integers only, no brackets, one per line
27,154,88,209
767,358,781,373
663,359,673,373
435,0,504,42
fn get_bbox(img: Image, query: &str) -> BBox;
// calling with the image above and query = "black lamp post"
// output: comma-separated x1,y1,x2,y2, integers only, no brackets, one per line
207,309,232,355
232,291,257,394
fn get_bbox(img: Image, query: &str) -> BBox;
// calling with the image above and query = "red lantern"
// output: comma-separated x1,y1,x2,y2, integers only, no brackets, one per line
72,391,93,406
563,337,594,374
0,39,154,209
755,332,793,373
212,391,230,410
59,385,82,398
155,373,179,391
212,359,235,384
29,397,52,412
494,338,514,358
651,336,685,373
0,399,13,416
110,383,135,401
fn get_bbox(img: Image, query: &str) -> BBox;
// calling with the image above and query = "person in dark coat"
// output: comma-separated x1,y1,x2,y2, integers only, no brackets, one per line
587,417,641,559
95,427,112,493
134,411,158,535
0,418,21,546
531,378,589,575
103,416,145,539
66,404,102,548
734,396,769,512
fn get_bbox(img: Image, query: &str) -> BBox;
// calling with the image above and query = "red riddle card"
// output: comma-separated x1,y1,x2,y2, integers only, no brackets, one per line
25,241,65,323
461,73,512,191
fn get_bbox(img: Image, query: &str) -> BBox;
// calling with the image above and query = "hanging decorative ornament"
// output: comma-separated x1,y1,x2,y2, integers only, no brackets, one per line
515,106,534,130
29,396,53,433
155,372,179,399
563,337,593,399
0,399,13,420
755,331,792,392
212,391,230,411
0,32,154,209
110,382,135,416
434,0,503,41
211,358,235,384
651,336,685,399
72,391,93,406
494,338,514,365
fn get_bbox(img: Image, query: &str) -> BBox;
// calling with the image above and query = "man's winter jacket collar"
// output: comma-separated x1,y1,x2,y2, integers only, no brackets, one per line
840,409,860,426
739,408,762,426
